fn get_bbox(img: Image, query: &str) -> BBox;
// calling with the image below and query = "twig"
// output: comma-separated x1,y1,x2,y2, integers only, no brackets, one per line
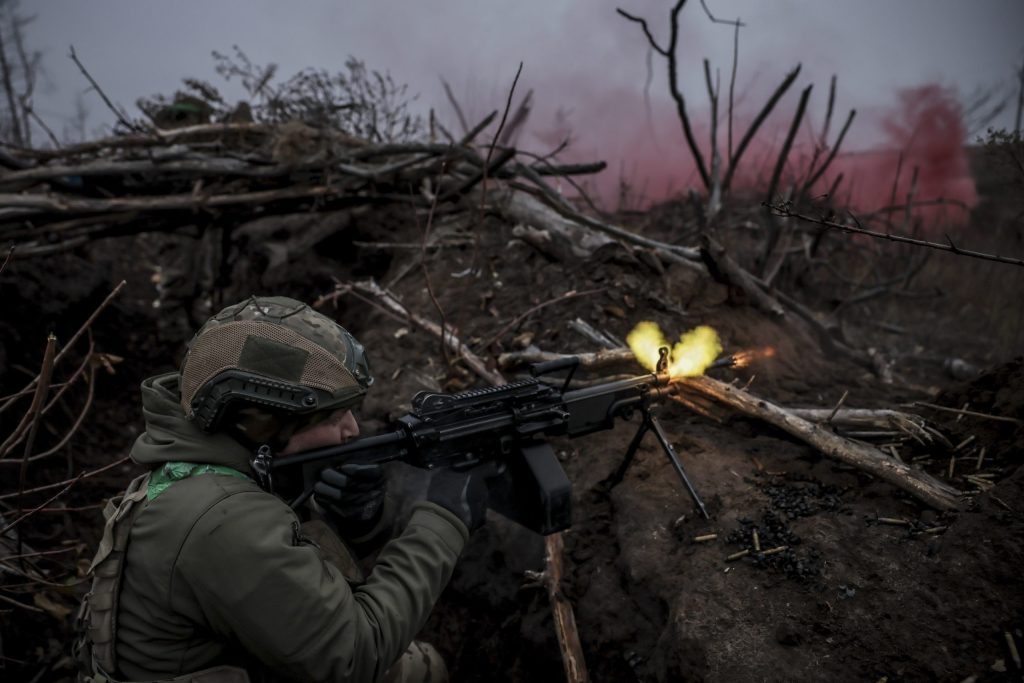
478,288,603,352
9,503,104,515
25,107,61,149
863,197,970,220
909,401,1019,421
1,279,125,415
1,472,84,538
414,165,452,367
698,0,745,27
68,45,140,132
0,332,95,458
0,546,78,563
498,89,533,146
440,77,470,135
1,364,97,466
325,280,505,386
765,203,1024,267
0,455,131,501
0,592,43,613
16,334,57,553
0,244,12,275
482,62,523,198
457,111,497,146
826,390,849,424
727,16,740,162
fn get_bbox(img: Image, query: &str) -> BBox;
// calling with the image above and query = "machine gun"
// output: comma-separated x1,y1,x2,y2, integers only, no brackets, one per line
257,349,709,535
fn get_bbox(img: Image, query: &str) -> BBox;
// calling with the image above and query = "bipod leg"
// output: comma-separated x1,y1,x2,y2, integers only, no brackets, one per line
647,412,710,519
603,421,649,489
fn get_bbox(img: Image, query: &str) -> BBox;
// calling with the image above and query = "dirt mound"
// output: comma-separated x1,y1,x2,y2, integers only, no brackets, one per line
3,157,1023,681
932,356,1024,457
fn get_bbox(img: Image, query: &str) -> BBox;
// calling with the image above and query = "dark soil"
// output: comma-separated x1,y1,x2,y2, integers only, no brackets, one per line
2,170,1023,682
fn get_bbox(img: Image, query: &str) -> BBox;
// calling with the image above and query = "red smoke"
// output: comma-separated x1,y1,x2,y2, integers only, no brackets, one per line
519,80,977,231
825,85,977,229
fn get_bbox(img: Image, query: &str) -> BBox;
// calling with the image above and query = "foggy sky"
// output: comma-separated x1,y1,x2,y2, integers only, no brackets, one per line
25,1,1024,200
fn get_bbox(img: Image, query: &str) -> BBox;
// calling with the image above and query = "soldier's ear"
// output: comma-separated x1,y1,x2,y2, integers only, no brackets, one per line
226,406,288,447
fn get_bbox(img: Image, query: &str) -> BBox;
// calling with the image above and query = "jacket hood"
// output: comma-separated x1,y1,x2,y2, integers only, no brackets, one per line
130,372,253,472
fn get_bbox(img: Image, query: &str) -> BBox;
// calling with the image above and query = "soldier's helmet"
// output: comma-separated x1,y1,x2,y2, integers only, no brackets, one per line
179,296,373,437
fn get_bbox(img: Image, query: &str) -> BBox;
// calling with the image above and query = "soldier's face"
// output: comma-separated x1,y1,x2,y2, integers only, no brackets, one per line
280,409,360,454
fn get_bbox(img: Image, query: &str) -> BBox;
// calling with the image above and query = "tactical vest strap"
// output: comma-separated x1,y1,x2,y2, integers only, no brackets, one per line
78,471,151,678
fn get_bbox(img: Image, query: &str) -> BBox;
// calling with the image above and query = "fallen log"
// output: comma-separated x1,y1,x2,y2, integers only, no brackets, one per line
786,407,931,442
700,231,785,317
500,348,961,509
523,535,590,683
676,375,963,510
488,186,705,273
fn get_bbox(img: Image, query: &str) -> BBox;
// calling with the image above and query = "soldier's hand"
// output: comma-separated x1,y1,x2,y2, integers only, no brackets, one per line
426,467,488,533
314,463,386,533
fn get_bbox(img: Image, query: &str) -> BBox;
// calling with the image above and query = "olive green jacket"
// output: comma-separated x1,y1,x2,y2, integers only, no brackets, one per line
115,373,467,682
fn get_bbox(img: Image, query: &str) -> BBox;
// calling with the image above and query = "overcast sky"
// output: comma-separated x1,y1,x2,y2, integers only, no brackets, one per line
25,0,1024,202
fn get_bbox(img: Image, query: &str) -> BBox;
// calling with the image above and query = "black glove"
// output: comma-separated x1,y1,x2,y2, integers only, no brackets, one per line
314,463,386,535
426,467,489,533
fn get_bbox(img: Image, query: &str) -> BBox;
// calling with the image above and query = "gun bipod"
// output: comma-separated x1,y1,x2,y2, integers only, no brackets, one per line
603,404,710,520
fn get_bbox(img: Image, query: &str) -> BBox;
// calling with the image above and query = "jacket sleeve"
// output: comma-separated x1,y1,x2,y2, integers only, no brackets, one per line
174,491,468,682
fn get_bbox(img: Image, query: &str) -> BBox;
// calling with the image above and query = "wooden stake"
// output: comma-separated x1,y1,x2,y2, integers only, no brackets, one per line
544,533,590,683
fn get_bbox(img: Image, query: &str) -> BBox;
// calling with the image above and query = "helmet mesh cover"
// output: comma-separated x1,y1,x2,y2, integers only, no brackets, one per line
180,320,358,413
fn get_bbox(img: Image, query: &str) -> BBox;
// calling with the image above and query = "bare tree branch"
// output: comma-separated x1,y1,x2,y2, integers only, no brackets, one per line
618,2,711,189
68,45,142,132
0,17,24,145
721,65,801,193
765,202,1024,267
767,84,812,202
440,76,470,135
800,107,855,198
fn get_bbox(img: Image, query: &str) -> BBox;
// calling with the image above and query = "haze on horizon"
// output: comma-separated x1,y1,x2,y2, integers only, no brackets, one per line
24,0,1024,208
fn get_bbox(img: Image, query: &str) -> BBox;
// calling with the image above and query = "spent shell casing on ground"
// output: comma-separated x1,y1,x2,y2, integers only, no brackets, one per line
1005,631,1021,670
752,529,761,552
954,435,977,452
877,517,911,526
761,546,788,556
693,533,718,543
725,549,750,562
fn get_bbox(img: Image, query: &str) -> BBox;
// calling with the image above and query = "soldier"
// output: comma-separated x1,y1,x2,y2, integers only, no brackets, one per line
76,296,488,682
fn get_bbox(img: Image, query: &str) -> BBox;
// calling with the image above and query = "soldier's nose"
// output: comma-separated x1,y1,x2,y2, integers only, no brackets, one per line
338,410,360,441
